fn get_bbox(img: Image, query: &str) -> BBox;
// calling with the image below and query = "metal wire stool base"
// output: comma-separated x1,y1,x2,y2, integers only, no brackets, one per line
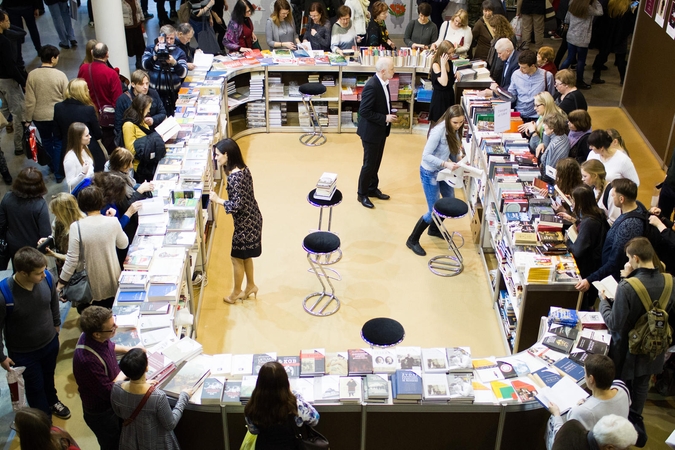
303,292,340,316
428,255,464,277
299,133,327,146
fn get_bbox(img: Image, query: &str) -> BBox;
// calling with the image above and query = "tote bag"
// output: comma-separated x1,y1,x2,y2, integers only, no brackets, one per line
198,18,222,54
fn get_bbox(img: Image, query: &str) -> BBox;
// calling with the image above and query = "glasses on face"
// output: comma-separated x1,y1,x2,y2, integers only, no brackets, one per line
310,13,320,19
555,81,564,87
534,103,544,107
99,323,118,334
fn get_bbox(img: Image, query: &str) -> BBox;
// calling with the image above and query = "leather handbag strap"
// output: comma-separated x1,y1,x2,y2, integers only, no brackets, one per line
88,64,103,111
123,384,156,426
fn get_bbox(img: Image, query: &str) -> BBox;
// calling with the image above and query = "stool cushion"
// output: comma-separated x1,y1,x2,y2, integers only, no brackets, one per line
308,189,343,207
361,318,405,347
433,198,468,218
303,231,340,254
299,83,327,96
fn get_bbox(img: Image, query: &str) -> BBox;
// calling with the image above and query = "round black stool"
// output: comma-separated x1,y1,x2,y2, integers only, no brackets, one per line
307,188,343,231
302,231,342,316
361,318,405,347
429,198,468,277
299,83,327,147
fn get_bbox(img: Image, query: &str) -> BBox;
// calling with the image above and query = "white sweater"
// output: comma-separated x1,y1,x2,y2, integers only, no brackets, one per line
586,150,640,186
64,150,95,192
434,22,473,56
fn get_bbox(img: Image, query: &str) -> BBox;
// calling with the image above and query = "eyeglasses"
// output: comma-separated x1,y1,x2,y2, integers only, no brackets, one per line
534,103,544,107
99,323,118,334
555,82,564,87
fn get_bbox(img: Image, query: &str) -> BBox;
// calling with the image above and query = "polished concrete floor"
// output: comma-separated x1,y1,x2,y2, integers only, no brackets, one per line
1,3,673,450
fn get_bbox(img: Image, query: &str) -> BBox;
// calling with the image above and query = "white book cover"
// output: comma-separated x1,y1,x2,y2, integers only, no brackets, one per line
422,348,449,373
289,377,315,403
141,327,176,347
446,347,472,372
339,376,363,402
422,373,451,401
396,346,422,371
592,275,619,299
138,197,165,216
535,376,590,415
211,354,233,376
115,312,139,329
138,314,173,331
161,337,203,364
314,375,340,402
231,354,254,377
371,349,397,373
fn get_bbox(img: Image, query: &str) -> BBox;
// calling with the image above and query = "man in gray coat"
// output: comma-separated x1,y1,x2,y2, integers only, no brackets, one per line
600,237,675,415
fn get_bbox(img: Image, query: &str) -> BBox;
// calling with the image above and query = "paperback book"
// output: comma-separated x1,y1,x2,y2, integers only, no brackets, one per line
278,355,301,378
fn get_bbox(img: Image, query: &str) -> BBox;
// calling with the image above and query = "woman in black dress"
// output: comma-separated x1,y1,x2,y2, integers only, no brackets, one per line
209,139,263,304
428,40,456,125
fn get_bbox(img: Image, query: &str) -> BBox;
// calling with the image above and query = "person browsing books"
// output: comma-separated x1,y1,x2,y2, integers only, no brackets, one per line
111,348,193,450
331,5,362,54
303,2,331,51
224,0,257,52
406,105,465,256
209,139,263,304
266,0,301,50
403,2,438,50
537,114,571,184
505,50,556,122
599,237,675,416
73,306,131,450
366,1,395,50
244,361,319,449
586,130,639,186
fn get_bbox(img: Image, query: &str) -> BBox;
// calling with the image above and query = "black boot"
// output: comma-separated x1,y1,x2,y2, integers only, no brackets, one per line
428,220,443,238
406,218,429,256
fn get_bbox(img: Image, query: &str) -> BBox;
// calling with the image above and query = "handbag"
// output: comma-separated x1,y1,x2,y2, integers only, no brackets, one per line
239,430,257,450
557,21,569,39
294,422,329,450
178,1,191,23
123,385,156,426
88,64,116,128
61,221,93,308
198,16,222,54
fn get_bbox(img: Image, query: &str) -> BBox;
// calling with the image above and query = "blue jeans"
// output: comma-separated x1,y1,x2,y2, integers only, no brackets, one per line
561,43,588,84
9,334,60,417
34,120,63,180
48,2,75,46
420,166,454,223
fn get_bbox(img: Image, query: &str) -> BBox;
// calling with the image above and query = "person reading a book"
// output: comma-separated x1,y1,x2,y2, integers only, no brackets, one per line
122,94,165,183
552,414,637,450
224,0,257,52
404,2,438,50
331,5,362,54
111,348,192,450
520,91,566,158
303,2,331,51
73,306,131,450
57,186,129,312
244,361,320,449
209,139,262,304
266,0,301,50
599,237,675,415
575,178,645,294
406,105,465,256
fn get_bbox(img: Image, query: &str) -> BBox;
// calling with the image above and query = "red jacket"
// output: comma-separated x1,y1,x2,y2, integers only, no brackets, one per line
77,60,123,111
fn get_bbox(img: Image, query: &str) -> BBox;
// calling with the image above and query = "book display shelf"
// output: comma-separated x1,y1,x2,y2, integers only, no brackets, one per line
460,93,582,354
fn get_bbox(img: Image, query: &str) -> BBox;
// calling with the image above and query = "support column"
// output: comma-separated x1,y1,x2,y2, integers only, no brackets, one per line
91,0,131,79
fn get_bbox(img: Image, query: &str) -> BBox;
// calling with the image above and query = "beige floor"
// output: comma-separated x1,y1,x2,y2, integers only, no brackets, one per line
19,107,674,450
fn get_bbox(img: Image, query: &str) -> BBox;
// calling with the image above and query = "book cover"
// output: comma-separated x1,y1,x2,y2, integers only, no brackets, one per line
446,347,472,372
553,357,586,382
530,367,563,388
364,374,390,401
239,375,258,400
314,375,340,402
347,349,373,375
371,349,397,373
549,324,579,340
289,377,315,403
222,380,242,405
422,373,450,401
231,354,254,377
396,346,422,371
472,358,503,383
147,284,179,302
300,348,325,376
278,355,301,378
117,290,147,303
138,315,173,330
201,377,224,405
495,360,518,379
422,348,449,373
161,337,203,365
210,354,232,376
339,376,363,402
162,354,211,397
535,376,590,414
140,302,171,315
511,379,538,402
110,328,140,347
112,304,140,316
447,373,474,400
392,370,423,400
325,352,348,376
490,380,518,402
252,353,277,375
542,335,574,354
141,327,176,347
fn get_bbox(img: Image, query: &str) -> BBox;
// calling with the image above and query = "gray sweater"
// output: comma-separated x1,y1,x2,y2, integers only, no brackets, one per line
564,0,603,47
0,276,60,362
600,268,675,380
265,18,298,49
403,19,439,47
60,214,128,301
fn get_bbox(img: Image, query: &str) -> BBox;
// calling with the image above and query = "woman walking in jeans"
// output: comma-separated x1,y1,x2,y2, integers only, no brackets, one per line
559,0,602,89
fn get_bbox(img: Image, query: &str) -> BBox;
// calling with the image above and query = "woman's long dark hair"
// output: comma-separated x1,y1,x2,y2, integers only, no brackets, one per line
572,185,605,222
231,0,251,24
244,361,298,428
436,105,465,156
14,408,61,450
214,138,247,175
123,93,152,126
555,158,583,196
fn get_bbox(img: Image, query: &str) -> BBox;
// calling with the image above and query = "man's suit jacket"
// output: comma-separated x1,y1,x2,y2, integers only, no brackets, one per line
357,75,391,144
500,50,520,89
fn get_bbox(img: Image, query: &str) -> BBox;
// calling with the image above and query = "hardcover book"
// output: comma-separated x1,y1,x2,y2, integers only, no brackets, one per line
447,373,475,401
371,349,397,373
221,380,242,405
210,354,233,376
325,352,348,376
446,347,472,372
542,335,574,354
364,374,390,402
278,355,301,378
396,346,422,371
289,377,315,403
200,377,225,405
530,367,563,388
252,353,277,375
347,349,373,375
422,348,449,373
239,375,258,401
339,376,363,402
231,354,254,377
392,370,423,401
553,357,586,382
422,373,451,402
300,348,326,377
313,375,340,403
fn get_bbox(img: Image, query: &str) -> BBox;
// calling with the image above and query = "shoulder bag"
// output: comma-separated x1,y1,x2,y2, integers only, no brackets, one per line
293,420,329,450
61,221,93,307
198,15,222,55
88,64,116,128
123,384,156,426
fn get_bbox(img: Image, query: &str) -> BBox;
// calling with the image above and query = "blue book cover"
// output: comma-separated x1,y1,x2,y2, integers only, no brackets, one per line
553,358,585,382
532,367,562,388
117,291,147,302
148,284,178,300
292,49,309,58
392,370,423,399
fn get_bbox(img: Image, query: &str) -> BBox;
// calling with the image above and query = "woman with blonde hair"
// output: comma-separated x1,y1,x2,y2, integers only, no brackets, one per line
81,39,97,66
581,159,620,224
606,128,629,156
428,40,457,125
432,9,472,56
54,78,106,173
63,122,95,192
40,193,85,274
266,0,301,50
520,91,566,156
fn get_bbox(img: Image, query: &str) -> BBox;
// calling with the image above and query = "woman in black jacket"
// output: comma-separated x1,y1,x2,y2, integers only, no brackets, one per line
54,78,107,173
567,185,608,310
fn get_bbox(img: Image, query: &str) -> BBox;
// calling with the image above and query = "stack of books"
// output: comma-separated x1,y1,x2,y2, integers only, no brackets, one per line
315,172,337,200
246,101,266,128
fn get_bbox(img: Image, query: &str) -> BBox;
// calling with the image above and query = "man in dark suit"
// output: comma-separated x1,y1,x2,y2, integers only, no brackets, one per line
356,57,398,209
489,38,520,90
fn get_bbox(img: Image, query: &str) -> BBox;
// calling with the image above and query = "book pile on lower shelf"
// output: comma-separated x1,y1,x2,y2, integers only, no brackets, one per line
268,102,287,126
246,101,266,128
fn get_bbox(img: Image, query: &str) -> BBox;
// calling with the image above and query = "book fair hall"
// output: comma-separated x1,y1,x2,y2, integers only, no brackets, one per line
1,0,675,449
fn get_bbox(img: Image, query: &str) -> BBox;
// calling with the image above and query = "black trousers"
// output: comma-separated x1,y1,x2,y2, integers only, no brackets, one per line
155,0,178,20
6,6,42,52
358,138,387,196
83,407,121,450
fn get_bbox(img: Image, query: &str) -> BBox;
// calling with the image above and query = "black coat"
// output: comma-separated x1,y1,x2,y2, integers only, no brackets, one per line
53,98,107,172
494,49,520,88
114,88,167,137
357,75,391,143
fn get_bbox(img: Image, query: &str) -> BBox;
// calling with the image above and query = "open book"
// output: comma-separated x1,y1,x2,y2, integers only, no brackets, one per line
437,156,485,187
592,275,619,299
534,375,589,415
155,116,180,142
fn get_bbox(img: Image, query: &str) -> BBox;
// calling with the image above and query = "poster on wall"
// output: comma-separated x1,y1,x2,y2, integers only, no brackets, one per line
666,0,675,37
385,0,413,36
655,0,667,26
645,0,656,17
